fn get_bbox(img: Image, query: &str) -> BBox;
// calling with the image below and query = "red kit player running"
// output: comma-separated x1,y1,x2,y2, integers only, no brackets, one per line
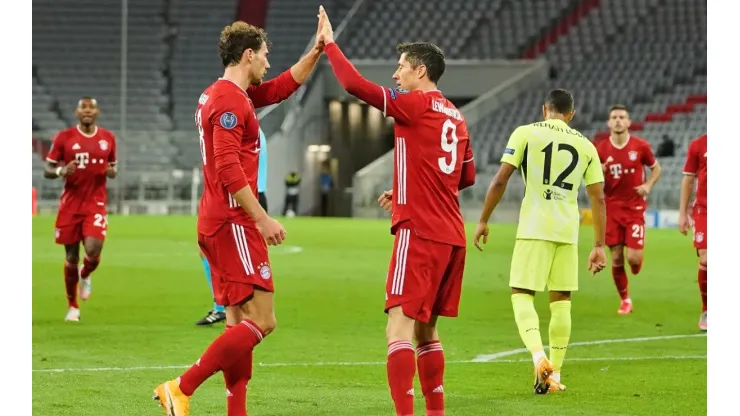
153,21,323,416
44,97,117,322
679,134,707,331
319,7,475,416
596,104,662,315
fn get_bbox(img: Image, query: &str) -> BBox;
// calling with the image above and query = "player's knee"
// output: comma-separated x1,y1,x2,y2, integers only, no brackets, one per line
610,250,624,267
626,251,643,267
386,307,415,343
699,250,707,267
413,324,438,345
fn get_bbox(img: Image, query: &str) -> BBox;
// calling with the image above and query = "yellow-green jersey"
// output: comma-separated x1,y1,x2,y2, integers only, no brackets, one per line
501,119,604,244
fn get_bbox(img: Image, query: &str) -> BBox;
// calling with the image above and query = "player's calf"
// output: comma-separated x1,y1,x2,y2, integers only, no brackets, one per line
386,307,416,416
415,318,445,416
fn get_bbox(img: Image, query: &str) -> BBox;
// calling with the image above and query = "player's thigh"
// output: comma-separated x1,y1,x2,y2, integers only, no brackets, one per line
605,209,625,248
624,217,646,250
54,213,84,245
509,239,557,292
548,243,579,292
384,228,441,323
82,211,109,243
432,245,466,319
200,224,274,307
692,213,707,251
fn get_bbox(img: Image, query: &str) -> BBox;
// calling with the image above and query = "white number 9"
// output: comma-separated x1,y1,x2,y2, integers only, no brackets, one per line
438,119,458,174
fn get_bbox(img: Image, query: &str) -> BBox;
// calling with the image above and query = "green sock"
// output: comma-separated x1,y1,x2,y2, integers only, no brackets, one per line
511,293,545,363
549,300,572,373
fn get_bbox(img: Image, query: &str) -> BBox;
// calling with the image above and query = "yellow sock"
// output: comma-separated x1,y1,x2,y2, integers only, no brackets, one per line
549,300,572,373
511,293,545,363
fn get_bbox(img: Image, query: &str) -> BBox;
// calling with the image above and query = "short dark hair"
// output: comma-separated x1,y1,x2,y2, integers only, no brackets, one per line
545,89,574,114
219,21,268,67
608,104,629,116
396,42,446,84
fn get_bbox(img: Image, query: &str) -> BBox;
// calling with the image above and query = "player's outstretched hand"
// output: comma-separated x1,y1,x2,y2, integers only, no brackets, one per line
587,246,607,275
377,190,392,212
317,5,335,45
257,216,287,246
61,160,78,177
678,212,690,235
473,222,489,252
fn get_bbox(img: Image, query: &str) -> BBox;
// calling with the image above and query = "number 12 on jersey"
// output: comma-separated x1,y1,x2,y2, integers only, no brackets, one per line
541,142,579,190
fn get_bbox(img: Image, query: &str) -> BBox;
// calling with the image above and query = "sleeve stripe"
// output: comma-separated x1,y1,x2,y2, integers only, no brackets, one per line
381,85,387,117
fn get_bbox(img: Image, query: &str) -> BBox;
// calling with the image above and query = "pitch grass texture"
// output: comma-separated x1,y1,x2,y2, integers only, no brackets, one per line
32,216,707,415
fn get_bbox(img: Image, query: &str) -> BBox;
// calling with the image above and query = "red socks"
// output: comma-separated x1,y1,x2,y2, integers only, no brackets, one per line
80,255,100,279
699,263,707,312
222,324,253,416
179,319,264,396
64,261,79,308
387,341,416,416
612,265,629,300
417,341,445,416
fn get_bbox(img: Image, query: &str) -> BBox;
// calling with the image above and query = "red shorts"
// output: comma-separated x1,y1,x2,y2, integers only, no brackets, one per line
606,205,646,250
692,212,707,251
384,225,466,323
198,223,273,307
55,210,108,245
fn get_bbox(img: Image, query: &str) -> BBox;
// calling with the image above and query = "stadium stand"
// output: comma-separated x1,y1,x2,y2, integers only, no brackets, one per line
31,0,706,213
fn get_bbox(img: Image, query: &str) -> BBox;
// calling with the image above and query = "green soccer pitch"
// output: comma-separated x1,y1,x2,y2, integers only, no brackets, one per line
32,216,706,415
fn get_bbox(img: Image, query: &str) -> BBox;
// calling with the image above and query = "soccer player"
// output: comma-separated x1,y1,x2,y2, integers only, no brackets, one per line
474,89,607,394
678,134,707,331
44,97,117,322
153,20,323,416
319,7,476,416
595,105,662,314
196,127,268,327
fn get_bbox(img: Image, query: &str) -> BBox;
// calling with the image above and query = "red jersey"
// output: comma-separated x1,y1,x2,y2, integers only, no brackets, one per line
683,134,707,213
196,71,300,236
46,126,117,214
596,135,657,209
323,43,475,247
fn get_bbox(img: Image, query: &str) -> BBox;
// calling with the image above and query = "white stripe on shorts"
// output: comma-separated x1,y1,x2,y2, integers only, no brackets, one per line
231,224,255,275
391,229,410,296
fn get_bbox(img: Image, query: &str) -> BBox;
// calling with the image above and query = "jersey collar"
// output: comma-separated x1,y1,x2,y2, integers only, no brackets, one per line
76,125,98,138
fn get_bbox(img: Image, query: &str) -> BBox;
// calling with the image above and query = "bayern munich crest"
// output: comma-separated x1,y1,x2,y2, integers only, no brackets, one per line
259,262,272,280
628,151,638,161
695,232,704,243
99,140,109,151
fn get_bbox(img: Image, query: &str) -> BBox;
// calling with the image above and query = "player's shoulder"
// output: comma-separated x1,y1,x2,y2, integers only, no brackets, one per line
97,126,116,139
629,135,651,148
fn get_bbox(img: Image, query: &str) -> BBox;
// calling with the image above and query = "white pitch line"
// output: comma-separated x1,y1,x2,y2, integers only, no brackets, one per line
472,333,707,362
33,334,706,374
32,355,706,374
